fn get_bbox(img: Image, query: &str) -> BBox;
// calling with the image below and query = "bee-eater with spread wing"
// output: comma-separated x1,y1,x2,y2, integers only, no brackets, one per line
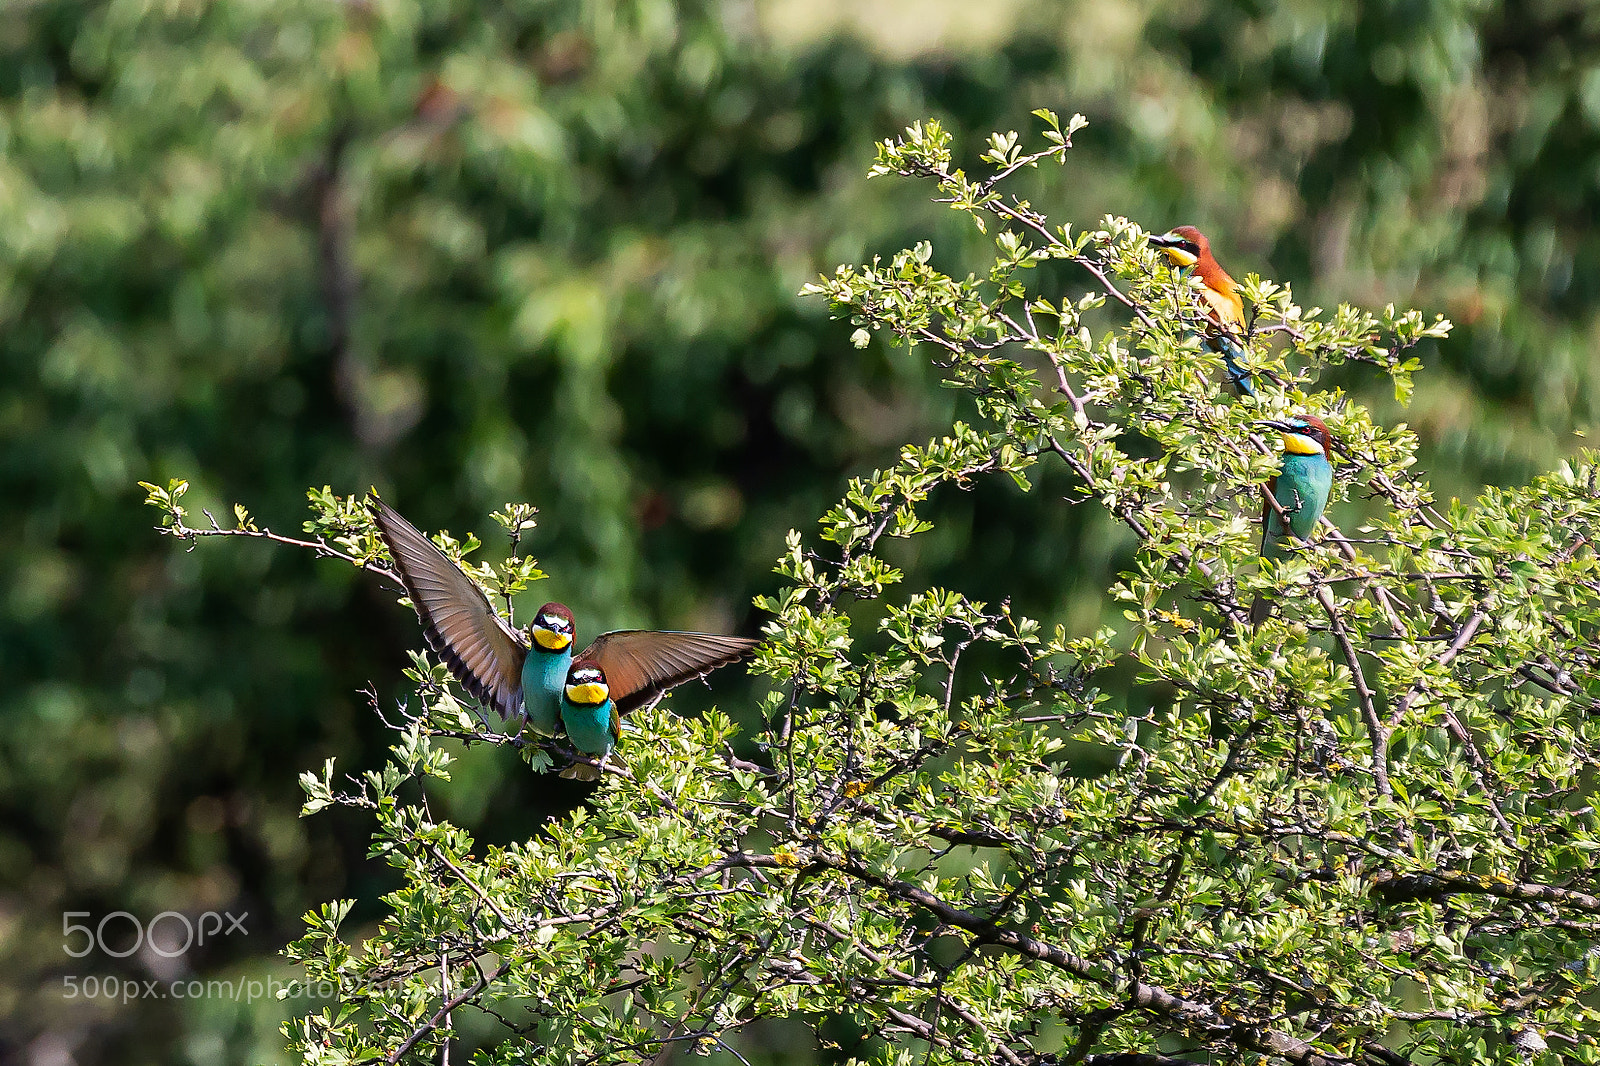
371,498,757,755
1149,225,1255,396
1250,415,1334,626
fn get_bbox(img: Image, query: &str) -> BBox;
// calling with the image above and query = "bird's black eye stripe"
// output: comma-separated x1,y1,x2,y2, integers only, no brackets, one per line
1151,236,1200,256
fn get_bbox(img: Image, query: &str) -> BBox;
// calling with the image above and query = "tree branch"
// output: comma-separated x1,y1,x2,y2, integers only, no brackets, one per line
1371,871,1600,913
723,850,1385,1066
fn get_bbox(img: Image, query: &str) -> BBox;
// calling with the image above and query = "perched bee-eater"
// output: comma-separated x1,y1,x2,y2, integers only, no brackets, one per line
371,498,757,750
1149,225,1255,396
559,657,619,780
519,600,577,736
1251,415,1334,626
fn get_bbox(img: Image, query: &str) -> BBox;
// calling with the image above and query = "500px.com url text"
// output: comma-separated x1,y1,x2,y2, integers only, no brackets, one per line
62,975,338,1003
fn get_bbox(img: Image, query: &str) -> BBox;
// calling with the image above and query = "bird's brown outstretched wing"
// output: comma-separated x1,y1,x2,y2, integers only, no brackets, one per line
579,631,758,714
371,497,527,720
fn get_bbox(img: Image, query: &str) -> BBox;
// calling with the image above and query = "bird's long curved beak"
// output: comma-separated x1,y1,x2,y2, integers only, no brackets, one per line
1147,233,1182,249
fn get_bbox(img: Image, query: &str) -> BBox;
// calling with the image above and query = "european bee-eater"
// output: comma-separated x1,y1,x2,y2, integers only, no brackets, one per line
1250,415,1334,626
558,657,619,781
521,601,576,736
1149,226,1255,396
371,498,757,749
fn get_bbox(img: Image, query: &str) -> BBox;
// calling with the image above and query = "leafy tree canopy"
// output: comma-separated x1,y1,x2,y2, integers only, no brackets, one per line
7,0,1600,1061
145,114,1600,1065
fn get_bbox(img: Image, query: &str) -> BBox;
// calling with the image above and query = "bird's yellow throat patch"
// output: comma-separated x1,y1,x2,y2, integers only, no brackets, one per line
1161,247,1198,268
534,627,572,651
1281,432,1325,456
566,681,609,705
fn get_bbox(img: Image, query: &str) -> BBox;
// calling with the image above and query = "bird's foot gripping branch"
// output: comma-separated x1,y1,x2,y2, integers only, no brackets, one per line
144,113,1600,1066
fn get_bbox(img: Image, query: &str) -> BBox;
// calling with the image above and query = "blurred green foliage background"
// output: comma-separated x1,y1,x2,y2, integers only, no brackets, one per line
2,0,1597,1061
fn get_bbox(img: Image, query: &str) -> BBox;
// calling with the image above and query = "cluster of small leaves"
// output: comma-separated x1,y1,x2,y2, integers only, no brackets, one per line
174,116,1600,1065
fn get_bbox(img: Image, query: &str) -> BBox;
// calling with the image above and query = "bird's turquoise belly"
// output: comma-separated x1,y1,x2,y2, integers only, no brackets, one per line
520,649,570,735
563,700,615,756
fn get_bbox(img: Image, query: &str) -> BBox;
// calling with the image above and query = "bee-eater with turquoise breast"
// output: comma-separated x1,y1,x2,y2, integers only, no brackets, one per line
558,657,620,780
371,498,758,751
1251,415,1334,626
1148,226,1255,396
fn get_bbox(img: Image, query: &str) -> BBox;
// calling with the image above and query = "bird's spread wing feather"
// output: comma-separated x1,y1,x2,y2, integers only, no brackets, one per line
580,631,759,714
372,498,527,720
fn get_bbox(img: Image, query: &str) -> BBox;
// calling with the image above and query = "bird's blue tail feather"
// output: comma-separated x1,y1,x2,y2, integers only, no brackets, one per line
1210,334,1255,396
